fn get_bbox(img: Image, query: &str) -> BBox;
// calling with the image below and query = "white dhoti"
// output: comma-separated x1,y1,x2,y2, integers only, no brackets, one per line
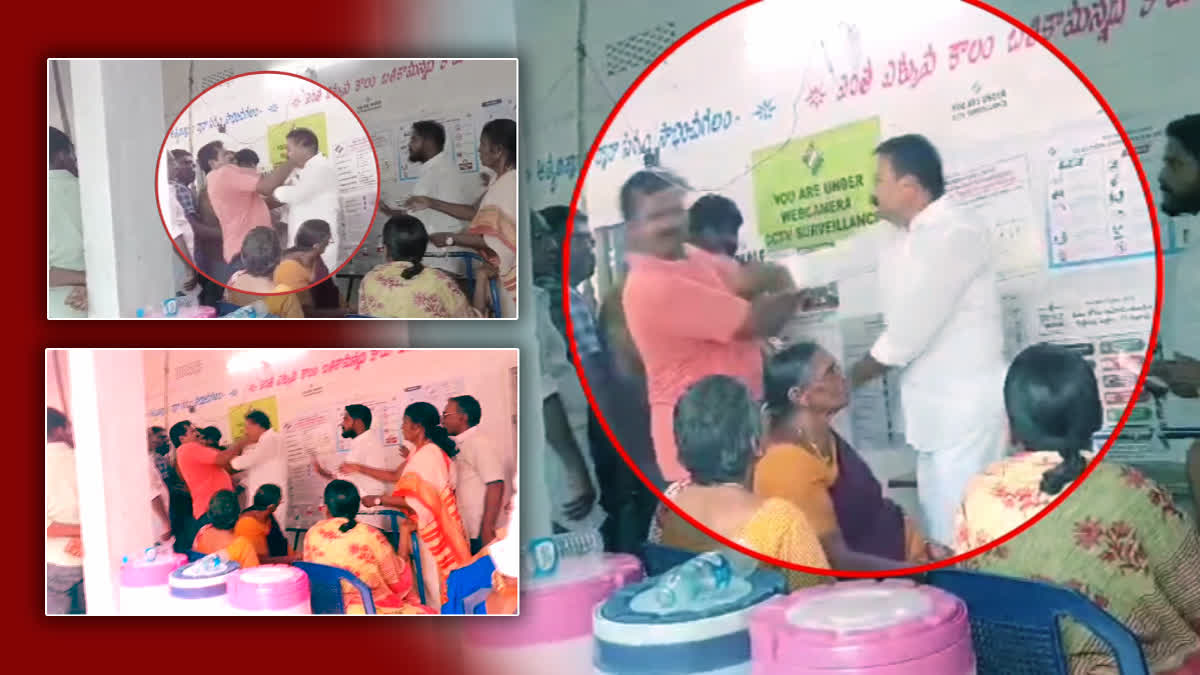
913,406,1010,545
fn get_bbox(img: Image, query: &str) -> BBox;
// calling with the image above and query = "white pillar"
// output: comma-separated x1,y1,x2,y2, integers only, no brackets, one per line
70,350,153,615
69,60,175,318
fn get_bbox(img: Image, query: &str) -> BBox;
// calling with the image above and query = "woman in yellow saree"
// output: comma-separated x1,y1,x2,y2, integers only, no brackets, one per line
302,480,432,615
646,375,831,591
407,119,518,317
351,402,472,608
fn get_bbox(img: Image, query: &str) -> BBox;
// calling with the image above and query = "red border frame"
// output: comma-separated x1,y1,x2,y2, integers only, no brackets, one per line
154,70,382,297
561,0,1165,578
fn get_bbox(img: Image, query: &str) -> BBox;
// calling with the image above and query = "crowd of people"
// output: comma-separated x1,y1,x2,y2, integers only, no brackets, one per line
46,394,516,615
48,116,519,319
530,115,1200,673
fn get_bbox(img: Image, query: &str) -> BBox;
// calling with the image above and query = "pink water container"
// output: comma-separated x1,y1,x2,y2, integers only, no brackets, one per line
118,550,187,615
749,579,976,675
462,553,644,675
226,565,312,615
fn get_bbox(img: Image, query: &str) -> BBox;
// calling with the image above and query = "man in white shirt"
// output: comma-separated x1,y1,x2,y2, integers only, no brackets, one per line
268,128,340,273
849,134,1009,546
163,151,199,295
48,127,87,318
313,404,399,530
382,121,485,278
442,394,511,554
46,408,85,614
1148,113,1200,516
230,411,288,530
146,427,173,545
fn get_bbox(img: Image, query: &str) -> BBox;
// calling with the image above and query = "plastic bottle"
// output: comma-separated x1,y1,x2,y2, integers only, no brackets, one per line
526,528,604,577
654,548,758,610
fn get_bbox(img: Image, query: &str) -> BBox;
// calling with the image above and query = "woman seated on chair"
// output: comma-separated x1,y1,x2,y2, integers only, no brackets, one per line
234,484,297,565
191,490,260,569
357,215,491,318
647,375,830,590
347,402,473,608
956,343,1200,674
224,226,304,318
302,480,432,615
757,343,940,570
275,219,345,317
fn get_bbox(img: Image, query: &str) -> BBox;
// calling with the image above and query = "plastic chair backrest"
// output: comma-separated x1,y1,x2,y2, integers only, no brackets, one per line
185,550,206,562
441,555,495,615
925,569,1149,675
374,509,426,607
293,561,377,614
640,542,697,577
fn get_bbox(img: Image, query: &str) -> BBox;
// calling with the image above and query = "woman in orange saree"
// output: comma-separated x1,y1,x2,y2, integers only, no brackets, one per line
302,480,432,615
353,402,472,608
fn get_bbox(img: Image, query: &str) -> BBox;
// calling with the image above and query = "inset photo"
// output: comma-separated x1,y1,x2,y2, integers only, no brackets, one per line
48,58,517,318
46,348,518,615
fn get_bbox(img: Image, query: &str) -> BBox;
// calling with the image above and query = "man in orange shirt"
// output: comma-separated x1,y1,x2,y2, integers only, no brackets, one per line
170,420,248,544
196,141,294,282
620,169,806,483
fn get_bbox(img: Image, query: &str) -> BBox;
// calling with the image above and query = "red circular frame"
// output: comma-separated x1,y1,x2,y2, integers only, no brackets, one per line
562,0,1165,578
154,69,381,298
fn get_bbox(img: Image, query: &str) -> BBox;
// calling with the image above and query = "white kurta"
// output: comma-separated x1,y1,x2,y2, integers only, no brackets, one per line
872,197,1010,545
409,151,484,277
274,153,340,272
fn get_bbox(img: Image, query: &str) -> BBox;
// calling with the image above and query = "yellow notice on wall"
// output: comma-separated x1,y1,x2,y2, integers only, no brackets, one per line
266,113,328,167
751,117,881,252
228,396,280,441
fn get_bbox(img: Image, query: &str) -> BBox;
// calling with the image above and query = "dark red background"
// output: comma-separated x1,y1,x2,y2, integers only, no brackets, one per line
33,2,472,669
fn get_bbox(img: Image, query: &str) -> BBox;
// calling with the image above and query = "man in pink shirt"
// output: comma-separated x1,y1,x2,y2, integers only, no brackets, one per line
621,169,805,482
196,141,293,282
169,420,248,544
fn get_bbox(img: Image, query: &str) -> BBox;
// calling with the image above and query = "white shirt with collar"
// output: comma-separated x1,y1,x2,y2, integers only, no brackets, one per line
47,169,86,318
872,196,1008,449
871,197,1010,544
336,430,401,530
46,441,82,568
230,427,288,525
410,151,486,277
274,153,340,273
453,424,513,540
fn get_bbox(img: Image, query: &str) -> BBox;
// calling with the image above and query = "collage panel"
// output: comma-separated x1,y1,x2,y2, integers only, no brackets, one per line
48,58,518,319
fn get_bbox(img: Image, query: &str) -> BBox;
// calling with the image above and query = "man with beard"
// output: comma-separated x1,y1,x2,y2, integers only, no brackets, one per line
381,121,485,281
1148,113,1200,518
313,404,399,530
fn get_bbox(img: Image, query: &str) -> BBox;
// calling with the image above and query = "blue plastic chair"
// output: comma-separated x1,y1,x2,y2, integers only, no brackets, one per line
925,569,1149,674
293,561,376,614
376,509,426,606
441,555,496,615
